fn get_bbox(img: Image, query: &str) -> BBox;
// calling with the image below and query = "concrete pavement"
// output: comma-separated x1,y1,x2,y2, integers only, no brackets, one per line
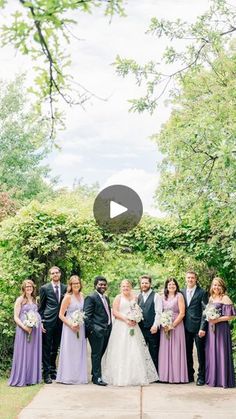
18,381,236,419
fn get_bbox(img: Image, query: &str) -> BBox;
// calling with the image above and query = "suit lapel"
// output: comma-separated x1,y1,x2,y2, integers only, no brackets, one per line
182,288,187,305
60,283,66,302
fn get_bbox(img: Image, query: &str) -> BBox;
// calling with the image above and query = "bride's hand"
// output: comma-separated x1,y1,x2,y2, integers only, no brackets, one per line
126,319,136,327
70,324,80,333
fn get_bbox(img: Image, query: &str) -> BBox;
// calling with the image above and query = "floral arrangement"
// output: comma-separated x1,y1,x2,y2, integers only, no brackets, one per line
69,310,86,338
23,311,39,342
160,310,173,339
127,301,143,336
203,303,221,332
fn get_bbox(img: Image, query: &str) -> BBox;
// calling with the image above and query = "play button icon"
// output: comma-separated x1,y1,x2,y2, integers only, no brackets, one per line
93,185,143,233
110,201,127,219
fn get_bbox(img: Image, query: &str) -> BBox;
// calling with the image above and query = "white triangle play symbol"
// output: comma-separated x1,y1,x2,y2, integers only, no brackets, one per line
110,201,128,219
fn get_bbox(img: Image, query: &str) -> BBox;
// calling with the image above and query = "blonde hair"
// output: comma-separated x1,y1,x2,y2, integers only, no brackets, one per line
210,277,227,297
21,279,37,304
67,275,82,294
120,279,133,289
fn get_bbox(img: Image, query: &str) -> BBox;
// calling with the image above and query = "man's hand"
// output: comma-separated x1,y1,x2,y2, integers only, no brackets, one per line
198,329,206,338
150,326,157,334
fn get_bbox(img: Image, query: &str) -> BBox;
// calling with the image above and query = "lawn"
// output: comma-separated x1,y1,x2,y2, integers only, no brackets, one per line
0,379,42,419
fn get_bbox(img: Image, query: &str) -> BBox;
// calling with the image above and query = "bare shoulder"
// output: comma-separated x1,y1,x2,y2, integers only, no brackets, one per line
15,296,23,304
63,293,72,303
222,295,233,305
177,292,184,301
113,294,121,302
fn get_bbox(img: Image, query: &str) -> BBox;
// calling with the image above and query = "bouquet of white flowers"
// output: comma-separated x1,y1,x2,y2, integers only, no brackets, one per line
126,301,143,336
203,303,221,332
69,310,86,338
23,310,39,342
160,310,173,339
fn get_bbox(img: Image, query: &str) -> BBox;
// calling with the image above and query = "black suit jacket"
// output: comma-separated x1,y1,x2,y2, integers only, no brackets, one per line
84,291,112,337
39,282,67,327
181,285,208,333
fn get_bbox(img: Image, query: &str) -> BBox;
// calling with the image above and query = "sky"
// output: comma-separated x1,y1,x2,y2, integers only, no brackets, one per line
0,0,210,215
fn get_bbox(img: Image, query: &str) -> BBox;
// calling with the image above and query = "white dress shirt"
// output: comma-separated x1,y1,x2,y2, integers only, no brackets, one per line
142,289,162,328
186,285,196,306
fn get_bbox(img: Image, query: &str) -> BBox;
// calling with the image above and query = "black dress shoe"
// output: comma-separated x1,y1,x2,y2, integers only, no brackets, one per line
44,377,53,384
196,378,205,386
93,378,108,386
50,374,57,380
189,377,194,383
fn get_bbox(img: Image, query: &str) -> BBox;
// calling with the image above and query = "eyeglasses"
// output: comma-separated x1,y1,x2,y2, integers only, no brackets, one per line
51,272,60,275
72,283,80,286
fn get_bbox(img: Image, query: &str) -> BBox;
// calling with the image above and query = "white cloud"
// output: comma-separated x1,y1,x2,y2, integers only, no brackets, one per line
51,153,83,168
102,168,161,216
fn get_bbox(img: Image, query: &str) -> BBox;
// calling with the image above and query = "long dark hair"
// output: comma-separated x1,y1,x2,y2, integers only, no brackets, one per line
164,277,180,300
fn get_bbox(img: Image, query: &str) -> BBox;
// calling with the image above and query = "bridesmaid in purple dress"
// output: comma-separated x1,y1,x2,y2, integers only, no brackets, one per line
56,275,88,384
205,277,236,388
158,278,189,383
8,279,42,386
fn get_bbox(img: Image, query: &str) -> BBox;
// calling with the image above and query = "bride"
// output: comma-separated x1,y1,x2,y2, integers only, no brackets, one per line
102,279,158,386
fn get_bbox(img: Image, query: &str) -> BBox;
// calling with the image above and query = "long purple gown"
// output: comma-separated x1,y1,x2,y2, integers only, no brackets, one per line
56,294,88,384
158,293,189,383
205,303,235,388
8,303,42,386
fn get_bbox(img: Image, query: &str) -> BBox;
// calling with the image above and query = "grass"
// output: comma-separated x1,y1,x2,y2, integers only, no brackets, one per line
0,378,42,419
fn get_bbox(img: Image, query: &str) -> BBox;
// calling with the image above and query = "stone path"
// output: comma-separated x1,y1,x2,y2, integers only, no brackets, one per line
18,381,236,419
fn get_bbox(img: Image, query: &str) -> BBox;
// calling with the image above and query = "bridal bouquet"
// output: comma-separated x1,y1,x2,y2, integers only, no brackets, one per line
127,302,143,336
69,310,86,338
23,311,39,342
203,304,221,332
160,310,173,339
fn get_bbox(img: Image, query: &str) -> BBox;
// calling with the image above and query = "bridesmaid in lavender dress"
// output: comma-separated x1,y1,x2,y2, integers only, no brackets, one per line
8,279,42,386
158,278,189,383
205,277,236,388
56,275,88,384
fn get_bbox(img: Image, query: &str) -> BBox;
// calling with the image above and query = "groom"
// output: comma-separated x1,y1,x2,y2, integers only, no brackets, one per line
84,276,112,386
138,274,162,373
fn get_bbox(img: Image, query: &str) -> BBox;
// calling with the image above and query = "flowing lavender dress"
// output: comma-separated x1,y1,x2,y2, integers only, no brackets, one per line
205,303,235,388
8,303,42,386
56,294,88,384
158,293,189,383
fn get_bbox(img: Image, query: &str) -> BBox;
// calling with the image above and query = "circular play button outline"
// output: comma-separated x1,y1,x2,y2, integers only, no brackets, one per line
93,184,143,234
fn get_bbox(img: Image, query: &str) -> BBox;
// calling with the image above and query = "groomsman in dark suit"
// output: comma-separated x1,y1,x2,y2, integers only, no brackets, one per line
138,275,162,373
181,271,208,386
39,266,67,384
84,276,112,386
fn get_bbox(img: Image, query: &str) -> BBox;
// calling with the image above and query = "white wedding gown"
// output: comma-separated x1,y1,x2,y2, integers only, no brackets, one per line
102,296,158,386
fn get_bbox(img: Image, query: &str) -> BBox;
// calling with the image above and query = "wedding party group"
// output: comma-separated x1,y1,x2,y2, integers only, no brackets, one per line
8,267,236,389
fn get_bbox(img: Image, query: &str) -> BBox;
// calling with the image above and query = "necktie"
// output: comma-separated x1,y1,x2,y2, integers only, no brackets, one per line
55,285,59,302
187,290,192,306
102,295,111,325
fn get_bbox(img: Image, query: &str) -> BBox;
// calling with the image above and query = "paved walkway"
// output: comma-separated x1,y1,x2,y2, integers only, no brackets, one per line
18,382,236,419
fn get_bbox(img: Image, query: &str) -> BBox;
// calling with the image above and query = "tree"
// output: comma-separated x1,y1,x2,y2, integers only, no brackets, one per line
0,0,125,135
0,75,54,204
114,0,236,113
113,0,236,301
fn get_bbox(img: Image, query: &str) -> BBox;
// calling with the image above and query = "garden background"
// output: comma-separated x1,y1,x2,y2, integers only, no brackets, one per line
0,0,235,387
